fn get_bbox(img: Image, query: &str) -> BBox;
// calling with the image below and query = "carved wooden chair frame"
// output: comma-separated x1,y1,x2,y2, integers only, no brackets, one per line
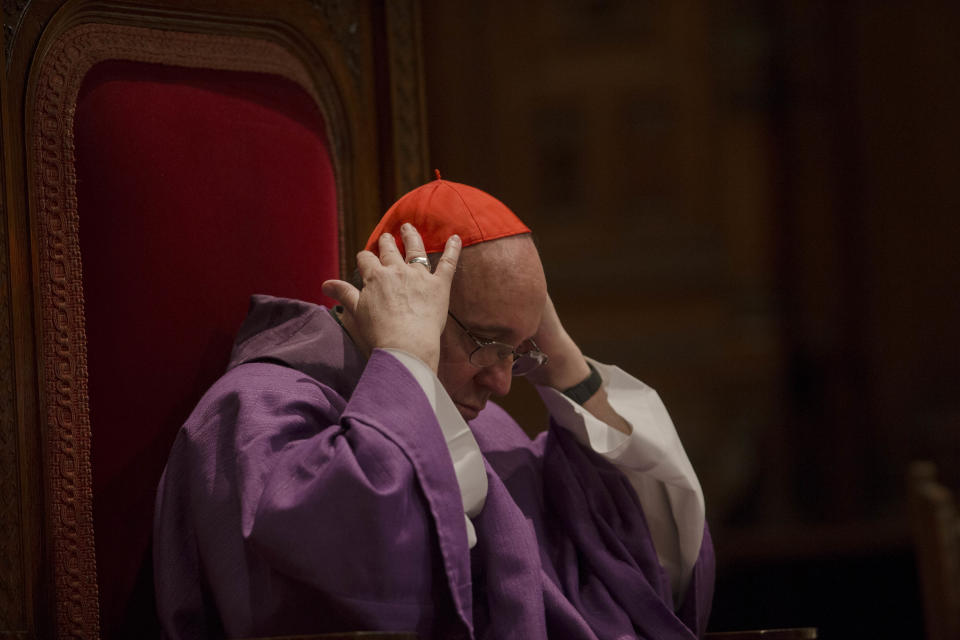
0,1,428,637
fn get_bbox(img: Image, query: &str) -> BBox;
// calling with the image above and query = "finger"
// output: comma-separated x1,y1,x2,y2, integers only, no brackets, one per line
355,249,380,275
321,279,360,313
432,234,462,282
534,291,562,338
399,222,427,263
378,232,404,265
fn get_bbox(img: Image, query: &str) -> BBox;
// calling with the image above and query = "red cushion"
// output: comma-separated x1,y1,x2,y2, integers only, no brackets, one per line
75,60,338,636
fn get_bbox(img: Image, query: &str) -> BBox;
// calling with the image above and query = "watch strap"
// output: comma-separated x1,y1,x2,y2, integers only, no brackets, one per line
561,362,602,405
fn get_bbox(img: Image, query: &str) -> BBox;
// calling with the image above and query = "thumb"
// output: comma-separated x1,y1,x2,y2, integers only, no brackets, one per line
322,279,360,313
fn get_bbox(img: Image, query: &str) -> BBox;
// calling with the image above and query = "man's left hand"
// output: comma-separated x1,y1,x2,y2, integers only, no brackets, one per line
524,294,592,390
526,295,631,434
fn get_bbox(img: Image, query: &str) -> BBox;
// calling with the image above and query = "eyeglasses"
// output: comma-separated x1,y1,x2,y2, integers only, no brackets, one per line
447,311,548,376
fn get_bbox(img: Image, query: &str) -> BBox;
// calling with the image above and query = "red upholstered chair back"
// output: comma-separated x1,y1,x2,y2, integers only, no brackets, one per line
74,60,339,635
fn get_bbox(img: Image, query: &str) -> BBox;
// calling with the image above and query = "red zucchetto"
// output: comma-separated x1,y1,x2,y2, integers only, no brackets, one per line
364,171,531,255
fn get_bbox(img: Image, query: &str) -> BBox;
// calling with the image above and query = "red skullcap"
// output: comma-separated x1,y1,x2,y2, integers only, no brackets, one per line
365,172,531,255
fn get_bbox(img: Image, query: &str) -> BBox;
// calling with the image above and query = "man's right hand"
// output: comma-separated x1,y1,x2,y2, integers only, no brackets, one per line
321,224,461,373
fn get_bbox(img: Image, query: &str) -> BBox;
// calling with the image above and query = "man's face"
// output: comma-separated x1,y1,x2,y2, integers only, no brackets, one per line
436,236,547,421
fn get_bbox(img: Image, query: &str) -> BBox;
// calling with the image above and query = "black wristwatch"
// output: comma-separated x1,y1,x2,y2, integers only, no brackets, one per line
561,362,602,405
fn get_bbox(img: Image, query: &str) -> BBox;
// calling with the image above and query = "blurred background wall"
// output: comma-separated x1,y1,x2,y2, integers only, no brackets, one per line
420,1,960,637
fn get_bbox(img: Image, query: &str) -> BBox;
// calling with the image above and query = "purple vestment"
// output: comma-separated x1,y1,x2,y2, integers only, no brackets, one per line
154,295,714,639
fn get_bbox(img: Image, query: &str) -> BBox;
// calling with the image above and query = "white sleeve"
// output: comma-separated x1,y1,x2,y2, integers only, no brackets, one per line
535,357,705,606
379,349,487,549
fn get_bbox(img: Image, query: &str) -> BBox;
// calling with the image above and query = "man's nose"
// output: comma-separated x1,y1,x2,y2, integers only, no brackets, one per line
477,358,513,397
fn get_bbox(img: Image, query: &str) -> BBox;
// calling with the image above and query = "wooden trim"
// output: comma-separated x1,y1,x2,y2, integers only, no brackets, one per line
28,21,99,636
706,630,817,640
384,0,429,200
0,4,31,635
1,2,45,637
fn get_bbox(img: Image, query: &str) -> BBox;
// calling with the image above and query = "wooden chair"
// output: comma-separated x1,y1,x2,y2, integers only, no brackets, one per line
0,1,427,638
909,461,960,640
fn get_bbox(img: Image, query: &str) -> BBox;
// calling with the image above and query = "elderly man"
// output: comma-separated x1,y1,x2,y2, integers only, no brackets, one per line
154,177,714,639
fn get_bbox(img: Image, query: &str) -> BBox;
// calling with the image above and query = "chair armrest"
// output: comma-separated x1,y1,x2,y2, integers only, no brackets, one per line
244,633,418,640
705,628,817,639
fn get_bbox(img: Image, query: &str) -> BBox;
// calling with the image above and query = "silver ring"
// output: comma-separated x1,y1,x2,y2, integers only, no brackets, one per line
407,256,431,270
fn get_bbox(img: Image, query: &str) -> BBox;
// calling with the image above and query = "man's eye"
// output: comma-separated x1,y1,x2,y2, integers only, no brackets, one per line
495,345,514,359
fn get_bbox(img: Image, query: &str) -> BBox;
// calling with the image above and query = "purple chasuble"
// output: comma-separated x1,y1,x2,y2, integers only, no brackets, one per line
154,295,714,639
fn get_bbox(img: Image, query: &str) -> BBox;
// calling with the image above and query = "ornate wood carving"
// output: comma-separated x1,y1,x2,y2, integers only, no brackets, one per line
27,21,350,638
385,0,428,197
31,23,99,636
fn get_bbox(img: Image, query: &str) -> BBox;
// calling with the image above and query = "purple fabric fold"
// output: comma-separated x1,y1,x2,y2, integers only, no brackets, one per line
156,354,470,639
154,296,714,640
542,425,703,639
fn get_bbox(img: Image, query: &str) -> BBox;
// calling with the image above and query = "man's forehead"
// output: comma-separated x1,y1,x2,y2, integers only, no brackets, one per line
455,235,544,286
451,236,547,335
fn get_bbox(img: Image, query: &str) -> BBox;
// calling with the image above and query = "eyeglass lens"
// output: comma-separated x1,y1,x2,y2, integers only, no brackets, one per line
511,354,544,376
469,344,546,376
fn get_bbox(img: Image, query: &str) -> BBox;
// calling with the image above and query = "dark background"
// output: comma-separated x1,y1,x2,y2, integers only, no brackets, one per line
420,2,960,637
